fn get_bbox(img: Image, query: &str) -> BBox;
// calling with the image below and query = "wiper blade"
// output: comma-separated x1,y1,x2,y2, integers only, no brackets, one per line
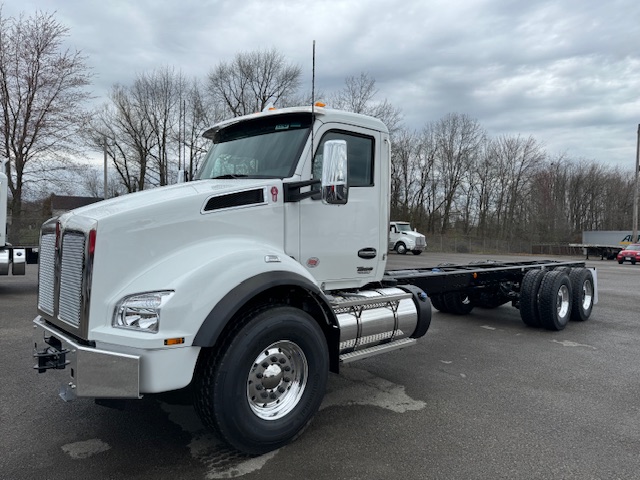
211,174,248,179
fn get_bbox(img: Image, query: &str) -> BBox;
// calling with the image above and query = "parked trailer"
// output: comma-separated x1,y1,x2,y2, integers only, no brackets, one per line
386,259,596,331
570,231,640,260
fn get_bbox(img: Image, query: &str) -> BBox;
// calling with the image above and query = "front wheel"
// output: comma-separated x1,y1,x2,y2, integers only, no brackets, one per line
395,242,407,254
193,306,329,454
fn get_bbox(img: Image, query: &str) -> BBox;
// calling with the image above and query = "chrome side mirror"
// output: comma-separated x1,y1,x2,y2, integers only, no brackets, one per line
321,140,348,205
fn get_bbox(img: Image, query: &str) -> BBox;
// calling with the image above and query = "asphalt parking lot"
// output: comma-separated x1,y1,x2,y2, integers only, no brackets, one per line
1,252,639,479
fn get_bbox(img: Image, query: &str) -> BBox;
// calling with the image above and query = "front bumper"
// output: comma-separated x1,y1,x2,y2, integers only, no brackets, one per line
33,316,141,401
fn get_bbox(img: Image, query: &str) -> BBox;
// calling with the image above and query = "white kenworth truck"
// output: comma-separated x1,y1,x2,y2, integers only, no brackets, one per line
32,106,596,455
389,220,427,255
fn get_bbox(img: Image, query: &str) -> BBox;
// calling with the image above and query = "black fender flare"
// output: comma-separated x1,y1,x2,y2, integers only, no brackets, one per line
193,270,337,348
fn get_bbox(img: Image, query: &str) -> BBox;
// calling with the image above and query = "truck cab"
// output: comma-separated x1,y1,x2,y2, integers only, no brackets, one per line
389,221,427,255
32,105,431,455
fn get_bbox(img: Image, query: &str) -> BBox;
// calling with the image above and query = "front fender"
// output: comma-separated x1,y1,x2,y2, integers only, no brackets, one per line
192,269,327,347
88,238,326,349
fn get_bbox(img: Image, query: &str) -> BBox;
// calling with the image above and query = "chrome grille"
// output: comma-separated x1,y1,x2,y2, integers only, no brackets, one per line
37,233,56,315
58,232,86,327
415,237,426,247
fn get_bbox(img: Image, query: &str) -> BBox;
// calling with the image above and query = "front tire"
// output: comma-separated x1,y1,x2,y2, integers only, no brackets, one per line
395,242,407,255
193,306,329,455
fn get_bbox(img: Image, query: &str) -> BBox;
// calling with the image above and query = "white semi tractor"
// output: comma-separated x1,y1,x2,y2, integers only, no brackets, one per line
389,221,427,255
32,106,596,454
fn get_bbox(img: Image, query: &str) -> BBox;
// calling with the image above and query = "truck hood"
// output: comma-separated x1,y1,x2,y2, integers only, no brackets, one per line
399,231,425,239
63,179,277,222
57,178,287,314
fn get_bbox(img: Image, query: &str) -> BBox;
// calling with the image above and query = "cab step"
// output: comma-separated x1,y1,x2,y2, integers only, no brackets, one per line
339,338,417,364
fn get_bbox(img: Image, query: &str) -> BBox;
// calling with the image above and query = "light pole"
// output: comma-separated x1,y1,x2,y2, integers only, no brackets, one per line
103,134,108,200
633,124,640,242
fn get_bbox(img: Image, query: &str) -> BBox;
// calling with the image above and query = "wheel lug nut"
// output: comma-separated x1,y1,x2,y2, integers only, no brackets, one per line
256,373,263,379
260,392,268,399
255,384,263,390
284,366,291,371
279,358,286,364
261,362,269,368
270,393,277,400
284,377,291,383
278,386,285,393
270,356,278,363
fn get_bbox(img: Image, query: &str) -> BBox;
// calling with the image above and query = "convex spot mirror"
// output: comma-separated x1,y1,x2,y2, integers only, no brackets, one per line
321,139,348,205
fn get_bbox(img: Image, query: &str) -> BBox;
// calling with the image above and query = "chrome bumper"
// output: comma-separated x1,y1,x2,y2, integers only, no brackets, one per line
33,316,141,401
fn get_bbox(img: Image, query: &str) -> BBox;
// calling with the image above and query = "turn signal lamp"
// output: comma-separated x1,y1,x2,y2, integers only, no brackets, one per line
314,101,326,108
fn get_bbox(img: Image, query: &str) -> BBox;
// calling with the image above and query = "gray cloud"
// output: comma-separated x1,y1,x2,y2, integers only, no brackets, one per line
5,0,640,168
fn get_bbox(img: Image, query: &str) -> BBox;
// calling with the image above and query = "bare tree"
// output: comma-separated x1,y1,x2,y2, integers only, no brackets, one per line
434,113,485,234
180,78,221,179
330,72,403,136
0,8,91,222
207,48,302,117
90,69,213,192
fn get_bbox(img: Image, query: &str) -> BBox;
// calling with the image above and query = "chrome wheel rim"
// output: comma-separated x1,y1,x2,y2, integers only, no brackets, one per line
582,280,593,310
557,284,570,318
247,340,308,420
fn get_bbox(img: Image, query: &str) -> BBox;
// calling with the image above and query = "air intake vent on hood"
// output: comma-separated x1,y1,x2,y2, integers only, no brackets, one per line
204,189,265,212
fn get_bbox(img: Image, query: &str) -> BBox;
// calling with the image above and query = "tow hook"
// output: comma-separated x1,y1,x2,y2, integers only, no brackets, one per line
33,335,70,373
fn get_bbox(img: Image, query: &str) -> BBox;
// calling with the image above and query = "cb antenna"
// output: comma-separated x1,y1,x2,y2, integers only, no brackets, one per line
311,40,316,165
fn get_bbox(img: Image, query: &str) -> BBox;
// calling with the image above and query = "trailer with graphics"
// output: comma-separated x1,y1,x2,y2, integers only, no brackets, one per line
570,230,640,260
31,105,597,455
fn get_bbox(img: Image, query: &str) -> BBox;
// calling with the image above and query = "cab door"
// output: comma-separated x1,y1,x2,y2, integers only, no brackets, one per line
298,124,388,290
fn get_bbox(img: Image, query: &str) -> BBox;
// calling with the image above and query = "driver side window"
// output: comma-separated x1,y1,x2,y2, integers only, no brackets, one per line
313,131,374,187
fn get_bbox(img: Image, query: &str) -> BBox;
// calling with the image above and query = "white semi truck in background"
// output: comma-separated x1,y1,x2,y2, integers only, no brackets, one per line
389,220,427,255
1,164,37,276
32,105,596,454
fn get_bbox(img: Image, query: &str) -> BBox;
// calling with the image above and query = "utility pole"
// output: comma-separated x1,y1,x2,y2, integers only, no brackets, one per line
103,135,108,200
633,124,640,242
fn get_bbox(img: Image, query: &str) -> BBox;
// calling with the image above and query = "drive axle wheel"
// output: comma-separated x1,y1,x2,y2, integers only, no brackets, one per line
519,269,545,327
538,270,572,331
569,268,594,322
429,294,448,312
193,305,329,455
443,292,474,315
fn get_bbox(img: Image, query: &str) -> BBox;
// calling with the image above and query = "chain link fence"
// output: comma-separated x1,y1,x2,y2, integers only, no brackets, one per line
425,234,583,257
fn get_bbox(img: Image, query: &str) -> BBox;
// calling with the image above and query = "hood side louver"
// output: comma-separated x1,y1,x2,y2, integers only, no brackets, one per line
204,189,265,212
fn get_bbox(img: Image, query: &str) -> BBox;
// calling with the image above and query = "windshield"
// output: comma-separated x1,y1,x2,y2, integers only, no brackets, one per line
626,245,640,251
397,224,411,232
195,113,311,180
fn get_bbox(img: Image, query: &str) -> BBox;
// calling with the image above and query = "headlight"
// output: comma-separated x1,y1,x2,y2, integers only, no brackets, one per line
113,291,174,333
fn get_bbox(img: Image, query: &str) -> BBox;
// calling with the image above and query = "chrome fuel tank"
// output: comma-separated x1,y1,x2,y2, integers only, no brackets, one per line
331,287,421,354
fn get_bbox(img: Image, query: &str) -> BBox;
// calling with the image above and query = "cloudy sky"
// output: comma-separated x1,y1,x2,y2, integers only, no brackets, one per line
5,0,640,170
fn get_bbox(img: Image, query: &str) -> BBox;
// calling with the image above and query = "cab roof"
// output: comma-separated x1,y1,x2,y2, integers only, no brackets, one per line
203,105,389,139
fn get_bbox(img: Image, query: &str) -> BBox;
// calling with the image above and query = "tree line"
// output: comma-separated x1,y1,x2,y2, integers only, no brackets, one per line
1,9,637,247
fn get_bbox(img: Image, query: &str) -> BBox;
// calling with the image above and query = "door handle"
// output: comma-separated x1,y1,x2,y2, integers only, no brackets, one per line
358,248,377,259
